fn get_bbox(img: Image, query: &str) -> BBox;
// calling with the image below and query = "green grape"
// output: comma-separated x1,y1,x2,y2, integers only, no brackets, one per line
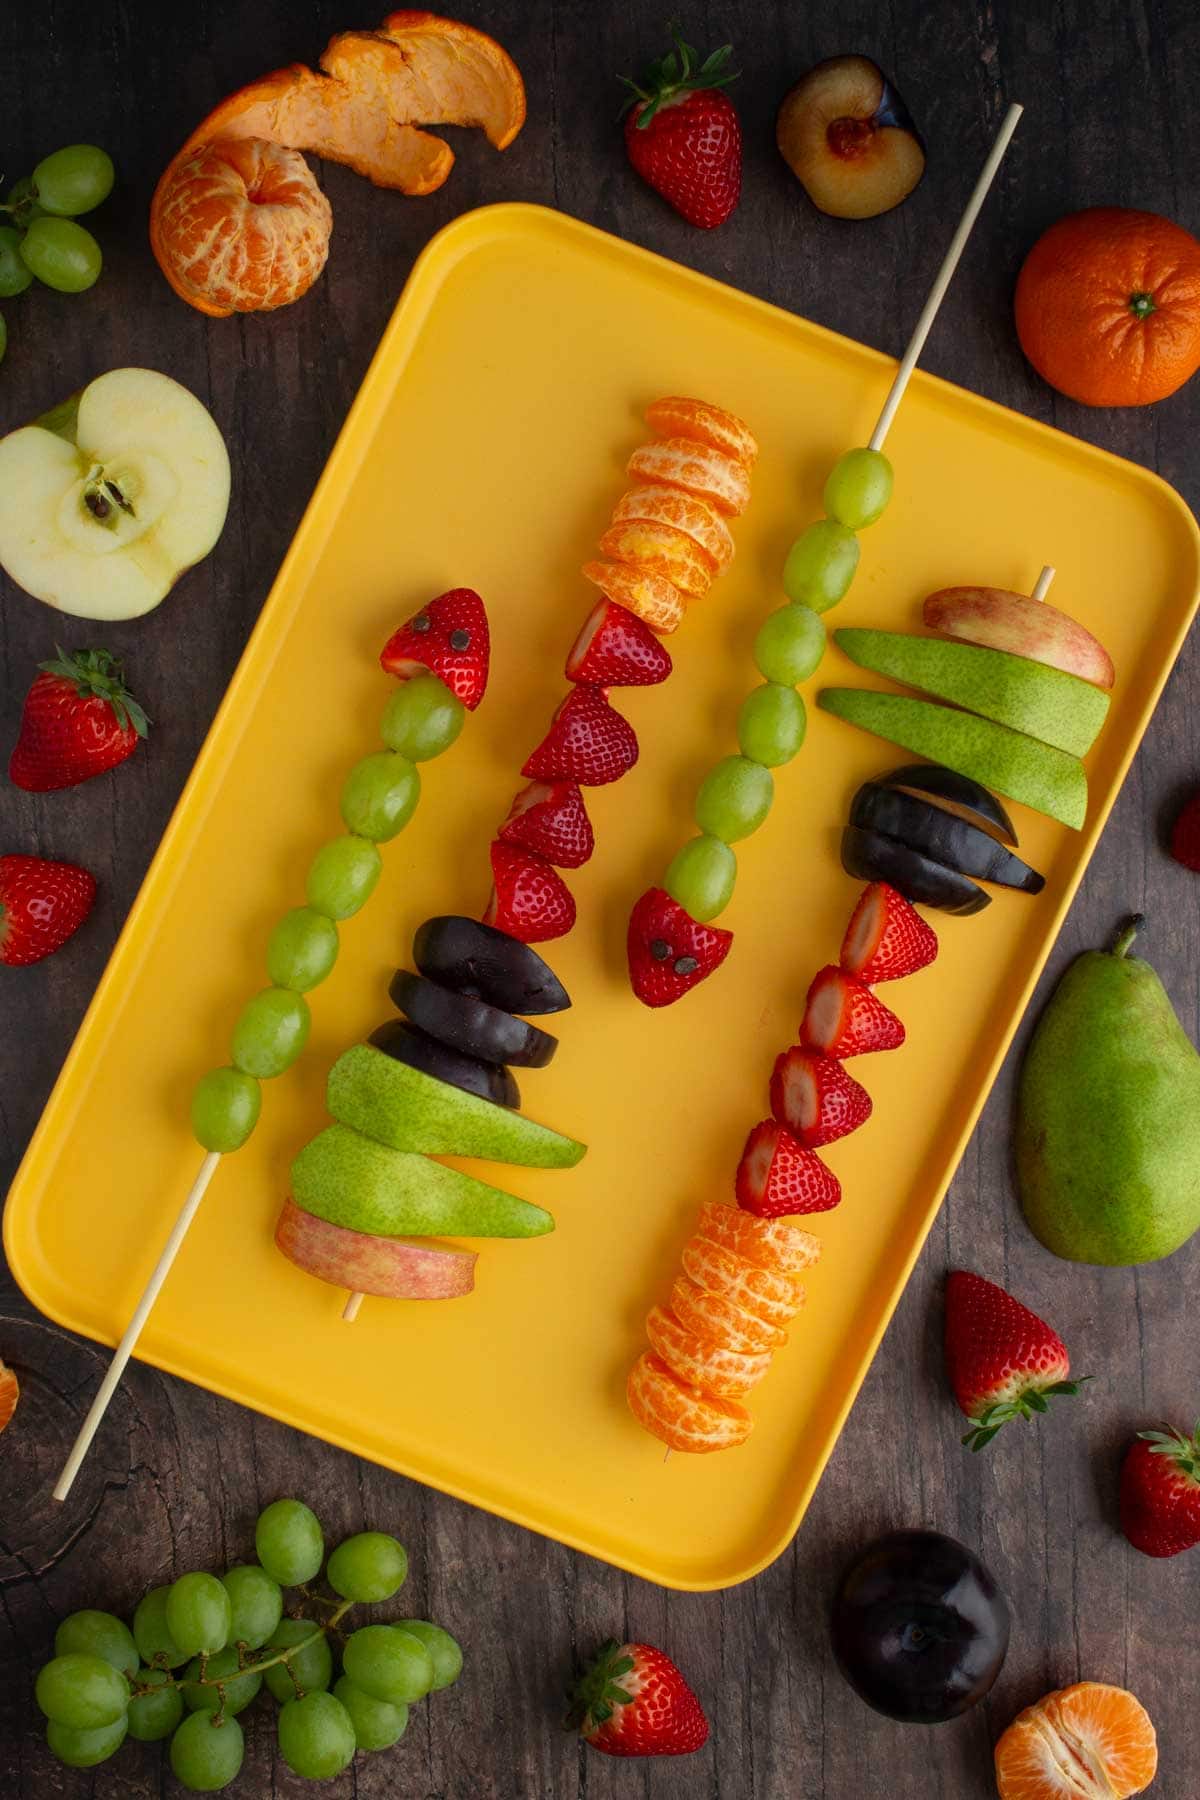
754,603,827,684
255,1497,324,1585
46,1714,127,1768
169,1709,244,1791
230,987,310,1078
133,1586,190,1669
663,835,736,923
278,1691,357,1779
54,1609,138,1678
380,673,465,761
221,1564,283,1651
262,1619,333,1704
737,683,807,767
19,216,101,292
694,756,774,843
306,834,382,920
0,226,32,296
782,521,859,612
167,1573,232,1657
342,1624,434,1707
392,1620,463,1692
35,1654,129,1729
127,1667,184,1742
5,176,44,227
266,906,339,992
326,1531,408,1603
823,447,893,529
32,144,115,217
191,1067,261,1153
333,1674,408,1750
182,1646,261,1716
340,751,420,842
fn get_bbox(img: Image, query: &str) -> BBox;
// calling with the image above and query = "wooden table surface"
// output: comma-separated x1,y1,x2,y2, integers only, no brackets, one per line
2,2,1198,1795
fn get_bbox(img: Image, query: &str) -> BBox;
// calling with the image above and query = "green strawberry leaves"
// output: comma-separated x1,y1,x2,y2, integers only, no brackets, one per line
618,31,739,127
39,645,150,737
1138,1422,1200,1478
962,1378,1090,1452
565,1639,636,1730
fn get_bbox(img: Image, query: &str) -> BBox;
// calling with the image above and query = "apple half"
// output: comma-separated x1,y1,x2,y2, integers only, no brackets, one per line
923,587,1116,690
0,367,230,620
276,1196,477,1300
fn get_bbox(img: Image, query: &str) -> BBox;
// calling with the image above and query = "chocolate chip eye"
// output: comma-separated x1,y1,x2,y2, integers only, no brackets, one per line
412,613,432,634
673,955,699,976
650,938,671,962
449,628,471,651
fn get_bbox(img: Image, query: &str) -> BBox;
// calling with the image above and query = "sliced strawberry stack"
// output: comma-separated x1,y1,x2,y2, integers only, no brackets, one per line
841,882,938,983
770,1047,871,1147
484,842,575,944
801,966,905,1058
498,782,594,870
735,1120,841,1218
566,600,673,687
522,686,639,786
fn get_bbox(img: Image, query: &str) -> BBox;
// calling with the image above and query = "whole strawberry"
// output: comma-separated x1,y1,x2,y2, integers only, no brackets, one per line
1120,1423,1200,1558
570,1639,709,1758
1170,790,1200,872
944,1271,1087,1451
9,648,148,792
620,35,742,229
0,854,96,965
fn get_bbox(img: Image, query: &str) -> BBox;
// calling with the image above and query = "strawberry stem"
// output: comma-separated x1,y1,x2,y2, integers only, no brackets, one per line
618,30,738,124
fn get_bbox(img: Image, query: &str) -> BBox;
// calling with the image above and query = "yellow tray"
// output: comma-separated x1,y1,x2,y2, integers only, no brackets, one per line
6,205,1198,1590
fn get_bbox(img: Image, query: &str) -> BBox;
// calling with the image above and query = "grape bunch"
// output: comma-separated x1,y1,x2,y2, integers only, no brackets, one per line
34,1497,463,1789
0,144,114,365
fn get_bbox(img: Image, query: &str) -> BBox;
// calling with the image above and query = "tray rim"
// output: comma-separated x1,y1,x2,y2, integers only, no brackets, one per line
6,200,1200,1591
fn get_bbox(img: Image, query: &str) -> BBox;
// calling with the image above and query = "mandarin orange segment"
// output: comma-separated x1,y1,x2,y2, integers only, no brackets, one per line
645,397,759,467
681,1237,803,1329
612,486,735,570
627,437,752,517
598,520,714,598
581,560,686,635
670,1274,788,1354
0,1357,18,1434
627,1351,754,1453
645,1304,773,1399
995,1682,1158,1800
695,1201,822,1274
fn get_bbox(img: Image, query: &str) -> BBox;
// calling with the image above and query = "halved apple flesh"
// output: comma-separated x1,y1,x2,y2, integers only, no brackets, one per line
0,367,230,620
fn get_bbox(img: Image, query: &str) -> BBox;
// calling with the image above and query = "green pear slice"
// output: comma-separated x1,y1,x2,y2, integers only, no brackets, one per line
290,1124,555,1238
327,1043,585,1168
835,629,1110,756
0,367,230,619
818,688,1088,828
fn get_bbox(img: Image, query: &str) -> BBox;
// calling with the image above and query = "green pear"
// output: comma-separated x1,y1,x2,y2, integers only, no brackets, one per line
1017,917,1200,1265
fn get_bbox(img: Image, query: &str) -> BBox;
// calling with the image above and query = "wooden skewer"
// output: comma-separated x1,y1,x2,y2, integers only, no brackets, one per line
342,1291,364,1323
1031,563,1056,602
868,103,1023,452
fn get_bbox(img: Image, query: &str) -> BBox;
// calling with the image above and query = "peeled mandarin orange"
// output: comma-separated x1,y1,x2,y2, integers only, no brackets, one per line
0,1357,18,1434
994,1682,1158,1800
612,486,735,570
151,138,332,317
598,520,714,597
627,437,752,517
645,397,758,467
681,1237,803,1329
695,1201,822,1274
645,1304,772,1399
581,560,685,634
627,1351,754,1453
669,1274,787,1354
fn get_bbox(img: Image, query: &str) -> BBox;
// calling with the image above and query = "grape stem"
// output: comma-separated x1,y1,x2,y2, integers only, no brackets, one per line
131,1601,354,1701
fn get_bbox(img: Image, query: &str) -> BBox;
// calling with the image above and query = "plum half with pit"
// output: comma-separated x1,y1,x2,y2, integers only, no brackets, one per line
777,56,925,220
830,1529,1009,1722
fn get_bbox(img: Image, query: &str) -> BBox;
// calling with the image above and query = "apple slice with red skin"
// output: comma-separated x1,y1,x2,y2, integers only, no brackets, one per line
777,55,925,220
276,1196,476,1299
923,587,1116,691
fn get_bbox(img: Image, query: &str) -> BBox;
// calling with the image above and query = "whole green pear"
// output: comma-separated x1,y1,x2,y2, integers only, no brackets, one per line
1017,916,1200,1265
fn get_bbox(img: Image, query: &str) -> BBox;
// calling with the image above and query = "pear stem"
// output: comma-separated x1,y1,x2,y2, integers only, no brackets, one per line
1111,915,1144,958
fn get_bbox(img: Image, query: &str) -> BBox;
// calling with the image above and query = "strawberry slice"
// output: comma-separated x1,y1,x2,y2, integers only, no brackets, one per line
841,882,938,983
801,966,905,1057
769,1047,871,1148
735,1120,841,1218
380,588,490,710
522,686,639,786
484,842,575,944
627,887,732,1007
566,599,673,688
498,781,594,870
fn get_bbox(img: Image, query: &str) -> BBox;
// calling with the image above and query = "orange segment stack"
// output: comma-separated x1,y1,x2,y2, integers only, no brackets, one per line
627,1352,754,1454
994,1682,1158,1799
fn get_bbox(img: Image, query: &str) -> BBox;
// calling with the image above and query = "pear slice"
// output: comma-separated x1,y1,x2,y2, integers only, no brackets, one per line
0,367,230,619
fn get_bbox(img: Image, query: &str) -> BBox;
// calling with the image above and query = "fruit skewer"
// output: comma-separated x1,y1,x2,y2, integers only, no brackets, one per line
627,102,1024,1006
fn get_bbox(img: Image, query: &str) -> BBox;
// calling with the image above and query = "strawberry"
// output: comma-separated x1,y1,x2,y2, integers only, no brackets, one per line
0,854,96,966
379,588,490,710
569,1639,709,1758
620,34,742,230
627,887,731,1007
1119,1423,1200,1558
841,882,938,984
566,599,673,687
498,781,594,869
769,1047,872,1148
735,1120,841,1218
801,966,905,1057
944,1271,1086,1451
1170,790,1200,872
9,647,148,792
522,686,638,786
484,842,575,944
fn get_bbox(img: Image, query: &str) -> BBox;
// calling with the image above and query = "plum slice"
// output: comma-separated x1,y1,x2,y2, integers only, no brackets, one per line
368,1018,519,1109
389,970,557,1069
413,915,570,1015
841,825,990,915
878,762,1016,842
777,56,925,220
851,782,1044,893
